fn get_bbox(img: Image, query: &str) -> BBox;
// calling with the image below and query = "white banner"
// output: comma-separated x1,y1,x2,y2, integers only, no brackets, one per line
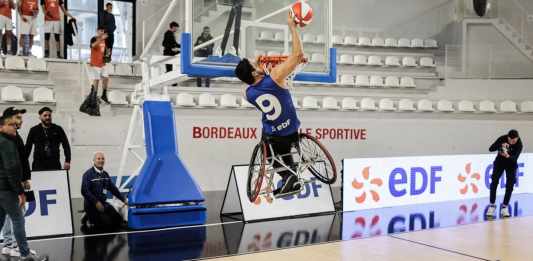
24,170,74,238
343,154,533,212
223,166,335,221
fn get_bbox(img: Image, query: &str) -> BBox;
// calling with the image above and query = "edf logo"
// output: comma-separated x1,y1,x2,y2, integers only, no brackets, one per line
389,166,442,197
25,190,57,217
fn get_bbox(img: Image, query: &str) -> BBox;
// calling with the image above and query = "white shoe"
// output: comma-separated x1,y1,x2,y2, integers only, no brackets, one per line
20,252,48,261
486,204,496,218
1,246,13,255
501,205,511,218
10,247,36,257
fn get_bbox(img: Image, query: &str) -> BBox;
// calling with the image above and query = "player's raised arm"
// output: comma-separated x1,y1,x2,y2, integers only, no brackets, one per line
270,12,304,88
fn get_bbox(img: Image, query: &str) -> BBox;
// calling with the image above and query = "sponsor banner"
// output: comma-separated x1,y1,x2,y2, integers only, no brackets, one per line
227,166,335,221
343,154,533,212
342,194,533,240
238,215,334,253
25,170,73,237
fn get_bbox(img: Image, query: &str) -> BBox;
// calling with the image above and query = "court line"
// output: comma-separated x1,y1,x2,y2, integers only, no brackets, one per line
389,235,495,261
28,220,242,242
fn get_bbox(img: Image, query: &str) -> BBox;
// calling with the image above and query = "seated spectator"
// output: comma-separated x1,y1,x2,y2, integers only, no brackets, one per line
81,152,126,231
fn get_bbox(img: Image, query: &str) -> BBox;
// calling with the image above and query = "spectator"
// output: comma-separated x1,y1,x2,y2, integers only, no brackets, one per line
90,26,110,104
99,2,115,60
17,0,39,56
0,0,15,55
25,107,71,171
41,0,73,58
194,26,213,87
81,152,127,231
1,107,31,258
162,21,180,73
0,116,46,261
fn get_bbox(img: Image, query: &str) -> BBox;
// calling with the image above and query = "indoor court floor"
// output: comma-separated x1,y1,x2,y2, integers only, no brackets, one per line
7,194,532,261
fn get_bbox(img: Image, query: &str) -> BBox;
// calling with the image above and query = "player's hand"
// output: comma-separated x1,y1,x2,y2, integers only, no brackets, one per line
502,143,509,149
64,162,71,170
18,194,26,208
96,202,105,212
287,12,297,30
22,17,28,23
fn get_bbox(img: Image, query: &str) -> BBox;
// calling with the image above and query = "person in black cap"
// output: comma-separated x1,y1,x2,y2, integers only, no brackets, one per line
25,107,71,171
1,107,32,258
486,129,523,218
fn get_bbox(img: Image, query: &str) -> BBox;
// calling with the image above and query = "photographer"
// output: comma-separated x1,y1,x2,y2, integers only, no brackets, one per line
486,129,523,218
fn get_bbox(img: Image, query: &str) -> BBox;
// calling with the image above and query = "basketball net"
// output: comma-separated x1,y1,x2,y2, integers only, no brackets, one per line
258,55,307,88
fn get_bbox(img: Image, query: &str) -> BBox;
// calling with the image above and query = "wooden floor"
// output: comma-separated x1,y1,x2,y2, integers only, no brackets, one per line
208,216,533,261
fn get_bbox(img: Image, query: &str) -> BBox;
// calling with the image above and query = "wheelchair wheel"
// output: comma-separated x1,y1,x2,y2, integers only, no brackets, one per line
247,141,267,203
298,133,337,184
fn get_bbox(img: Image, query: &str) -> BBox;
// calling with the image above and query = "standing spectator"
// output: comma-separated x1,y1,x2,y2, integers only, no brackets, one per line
486,129,523,218
81,152,127,231
1,108,31,258
0,0,15,55
162,21,180,73
194,26,213,87
17,0,39,56
25,107,71,171
99,2,115,60
90,26,110,104
0,116,46,261
41,0,73,58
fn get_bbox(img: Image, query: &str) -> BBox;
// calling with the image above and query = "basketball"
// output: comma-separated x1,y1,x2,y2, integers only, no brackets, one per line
290,1,313,27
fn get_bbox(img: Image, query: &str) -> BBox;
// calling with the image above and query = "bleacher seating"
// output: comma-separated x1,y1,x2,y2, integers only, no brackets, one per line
176,93,196,107
198,93,217,107
5,56,25,71
417,99,434,112
355,75,370,87
411,38,425,48
384,38,398,47
1,86,25,102
220,94,239,108
400,77,416,88
108,90,128,105
341,97,358,110
479,100,496,113
369,75,384,87
458,100,476,112
384,76,400,88
378,98,395,111
114,63,133,76
358,36,372,46
302,96,319,110
520,101,533,113
371,37,385,47
398,99,416,111
33,87,55,103
360,98,377,111
27,58,47,72
437,100,454,112
339,74,355,85
322,97,339,110
499,100,517,113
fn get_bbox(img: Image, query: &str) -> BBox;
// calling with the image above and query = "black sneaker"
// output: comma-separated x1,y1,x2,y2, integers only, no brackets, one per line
101,95,110,104
273,175,301,198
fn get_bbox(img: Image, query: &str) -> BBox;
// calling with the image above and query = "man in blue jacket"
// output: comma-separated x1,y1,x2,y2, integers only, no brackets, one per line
81,152,126,231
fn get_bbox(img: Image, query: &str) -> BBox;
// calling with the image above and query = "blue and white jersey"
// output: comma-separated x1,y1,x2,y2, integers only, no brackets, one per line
246,75,300,136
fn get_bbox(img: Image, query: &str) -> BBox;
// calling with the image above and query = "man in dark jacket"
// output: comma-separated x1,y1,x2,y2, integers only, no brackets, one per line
194,26,213,87
99,2,115,60
162,21,180,73
0,116,46,260
25,107,71,171
81,152,126,231
486,129,523,218
1,107,31,257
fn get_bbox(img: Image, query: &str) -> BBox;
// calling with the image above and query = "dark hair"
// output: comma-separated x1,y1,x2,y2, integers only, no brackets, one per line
39,107,53,115
170,21,179,28
235,58,255,85
106,2,113,7
0,116,5,126
97,26,105,31
508,129,519,139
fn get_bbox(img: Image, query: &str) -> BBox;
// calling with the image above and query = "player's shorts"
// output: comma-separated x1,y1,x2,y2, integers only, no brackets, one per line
19,15,37,35
88,64,111,81
44,20,61,34
0,15,13,31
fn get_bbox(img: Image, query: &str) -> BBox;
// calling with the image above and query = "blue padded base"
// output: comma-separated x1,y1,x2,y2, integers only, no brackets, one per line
128,205,207,230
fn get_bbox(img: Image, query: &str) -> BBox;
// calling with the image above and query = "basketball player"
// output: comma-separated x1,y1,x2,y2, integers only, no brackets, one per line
235,13,304,197
41,0,73,58
486,129,523,218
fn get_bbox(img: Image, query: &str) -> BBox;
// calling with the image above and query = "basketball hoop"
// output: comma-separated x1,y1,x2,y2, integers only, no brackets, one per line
257,55,308,87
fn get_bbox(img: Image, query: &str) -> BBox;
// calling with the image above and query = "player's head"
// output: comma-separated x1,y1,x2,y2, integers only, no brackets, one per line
106,2,113,12
508,129,519,145
235,58,264,85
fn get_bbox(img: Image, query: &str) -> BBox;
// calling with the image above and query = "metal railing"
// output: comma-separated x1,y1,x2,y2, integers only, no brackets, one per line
498,0,533,48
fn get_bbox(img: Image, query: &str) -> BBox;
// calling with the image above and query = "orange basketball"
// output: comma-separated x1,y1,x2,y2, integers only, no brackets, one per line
290,1,313,27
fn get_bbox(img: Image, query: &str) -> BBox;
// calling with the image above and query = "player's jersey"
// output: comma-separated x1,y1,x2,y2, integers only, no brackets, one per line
42,0,63,21
20,0,38,16
246,75,300,136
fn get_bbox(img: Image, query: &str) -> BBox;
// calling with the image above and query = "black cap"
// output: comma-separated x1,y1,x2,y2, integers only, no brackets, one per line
38,107,53,115
508,129,519,139
170,21,179,28
2,107,27,118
